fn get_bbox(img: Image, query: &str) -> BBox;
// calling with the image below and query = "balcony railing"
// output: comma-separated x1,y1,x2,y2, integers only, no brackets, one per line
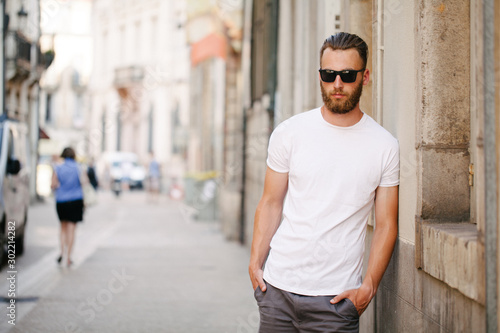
5,31,31,73
5,31,49,80
114,66,145,87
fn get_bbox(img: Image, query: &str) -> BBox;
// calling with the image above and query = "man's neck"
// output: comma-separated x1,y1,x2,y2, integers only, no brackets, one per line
321,105,363,127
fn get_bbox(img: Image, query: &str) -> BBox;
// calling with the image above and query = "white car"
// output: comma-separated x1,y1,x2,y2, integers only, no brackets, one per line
0,117,30,266
103,152,145,190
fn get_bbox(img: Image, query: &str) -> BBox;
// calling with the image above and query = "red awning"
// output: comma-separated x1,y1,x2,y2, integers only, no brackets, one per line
190,33,227,66
39,127,50,139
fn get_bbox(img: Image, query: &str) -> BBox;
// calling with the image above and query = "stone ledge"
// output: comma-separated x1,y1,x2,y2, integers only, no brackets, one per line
419,222,485,304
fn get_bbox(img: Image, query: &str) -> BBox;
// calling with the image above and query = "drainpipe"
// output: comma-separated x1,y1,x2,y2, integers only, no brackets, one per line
266,0,279,130
28,6,42,202
239,109,247,244
0,0,5,116
483,0,497,331
239,0,253,244
375,0,383,124
372,1,384,331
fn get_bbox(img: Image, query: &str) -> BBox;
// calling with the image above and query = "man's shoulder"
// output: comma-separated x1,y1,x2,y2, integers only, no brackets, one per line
362,114,399,146
275,108,320,129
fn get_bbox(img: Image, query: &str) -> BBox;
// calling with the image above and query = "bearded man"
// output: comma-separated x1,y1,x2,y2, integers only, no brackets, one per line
249,32,400,333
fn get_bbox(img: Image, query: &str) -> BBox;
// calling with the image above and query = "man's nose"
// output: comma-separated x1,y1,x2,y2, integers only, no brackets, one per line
333,74,344,88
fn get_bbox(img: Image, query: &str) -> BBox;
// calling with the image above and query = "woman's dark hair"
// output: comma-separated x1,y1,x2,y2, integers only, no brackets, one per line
60,147,76,160
320,32,368,68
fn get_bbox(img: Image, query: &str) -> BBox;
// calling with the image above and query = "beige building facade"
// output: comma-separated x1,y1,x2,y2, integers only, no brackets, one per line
38,0,93,159
215,0,500,331
89,0,190,187
183,0,245,223
3,0,47,199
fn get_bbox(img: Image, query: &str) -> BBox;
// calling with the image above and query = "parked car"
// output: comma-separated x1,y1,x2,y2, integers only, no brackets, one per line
0,117,30,267
102,151,145,190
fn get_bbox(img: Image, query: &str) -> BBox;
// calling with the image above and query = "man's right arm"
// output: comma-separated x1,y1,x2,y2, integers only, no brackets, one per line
249,166,289,292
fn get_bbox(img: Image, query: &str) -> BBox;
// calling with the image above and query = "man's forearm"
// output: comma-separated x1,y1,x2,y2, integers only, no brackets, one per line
362,185,399,295
362,222,398,294
360,186,399,311
249,200,283,269
249,199,283,290
249,167,289,290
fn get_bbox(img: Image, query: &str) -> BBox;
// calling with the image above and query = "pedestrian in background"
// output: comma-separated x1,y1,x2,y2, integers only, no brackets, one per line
249,32,399,332
147,152,161,203
87,158,99,191
51,147,86,267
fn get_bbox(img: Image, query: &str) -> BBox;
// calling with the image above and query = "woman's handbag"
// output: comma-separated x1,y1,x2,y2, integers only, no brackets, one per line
82,182,97,206
80,169,98,207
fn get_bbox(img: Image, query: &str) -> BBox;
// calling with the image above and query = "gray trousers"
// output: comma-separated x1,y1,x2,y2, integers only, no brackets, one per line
254,282,359,333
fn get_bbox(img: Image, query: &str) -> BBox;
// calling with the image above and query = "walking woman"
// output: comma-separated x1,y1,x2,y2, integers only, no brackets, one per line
51,147,85,267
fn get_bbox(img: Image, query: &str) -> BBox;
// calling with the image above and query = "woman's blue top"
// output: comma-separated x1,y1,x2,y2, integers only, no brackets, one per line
55,159,83,203
149,160,160,178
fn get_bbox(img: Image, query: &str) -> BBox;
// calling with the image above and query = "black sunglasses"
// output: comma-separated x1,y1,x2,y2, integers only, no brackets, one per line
318,68,365,83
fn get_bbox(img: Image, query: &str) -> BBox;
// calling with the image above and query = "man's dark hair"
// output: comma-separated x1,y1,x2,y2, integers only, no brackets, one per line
60,147,76,160
320,32,368,68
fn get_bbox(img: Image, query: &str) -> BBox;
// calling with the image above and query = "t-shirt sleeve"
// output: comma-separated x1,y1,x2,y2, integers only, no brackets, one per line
266,122,290,173
379,139,400,187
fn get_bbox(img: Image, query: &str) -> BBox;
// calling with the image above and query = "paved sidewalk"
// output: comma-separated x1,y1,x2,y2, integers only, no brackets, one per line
2,192,258,333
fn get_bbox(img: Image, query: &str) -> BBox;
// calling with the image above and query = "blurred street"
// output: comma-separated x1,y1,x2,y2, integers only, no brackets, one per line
0,191,258,333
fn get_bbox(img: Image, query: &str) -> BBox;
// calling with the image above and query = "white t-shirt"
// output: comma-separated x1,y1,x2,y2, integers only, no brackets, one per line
263,107,399,296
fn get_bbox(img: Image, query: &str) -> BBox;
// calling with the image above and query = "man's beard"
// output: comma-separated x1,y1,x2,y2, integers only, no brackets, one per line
321,80,363,114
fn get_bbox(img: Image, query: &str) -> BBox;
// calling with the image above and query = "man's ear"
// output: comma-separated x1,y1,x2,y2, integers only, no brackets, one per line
362,68,370,86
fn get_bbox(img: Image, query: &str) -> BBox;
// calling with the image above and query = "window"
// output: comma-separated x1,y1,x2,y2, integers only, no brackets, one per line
151,17,158,62
101,109,107,152
116,110,122,151
135,20,142,63
148,106,153,153
251,0,278,104
102,31,108,77
119,25,125,66
73,93,84,129
45,93,52,123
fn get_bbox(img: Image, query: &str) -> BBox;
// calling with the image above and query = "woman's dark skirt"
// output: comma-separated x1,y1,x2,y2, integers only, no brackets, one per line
56,199,84,223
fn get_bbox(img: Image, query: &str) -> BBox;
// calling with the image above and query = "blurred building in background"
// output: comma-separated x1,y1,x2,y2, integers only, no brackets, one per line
3,0,47,200
88,0,190,190
38,0,92,158
36,0,92,197
184,0,245,230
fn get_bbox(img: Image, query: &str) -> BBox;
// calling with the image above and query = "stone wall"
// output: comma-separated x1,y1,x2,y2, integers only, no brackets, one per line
220,53,244,241
358,1,487,332
375,238,485,332
243,100,271,245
